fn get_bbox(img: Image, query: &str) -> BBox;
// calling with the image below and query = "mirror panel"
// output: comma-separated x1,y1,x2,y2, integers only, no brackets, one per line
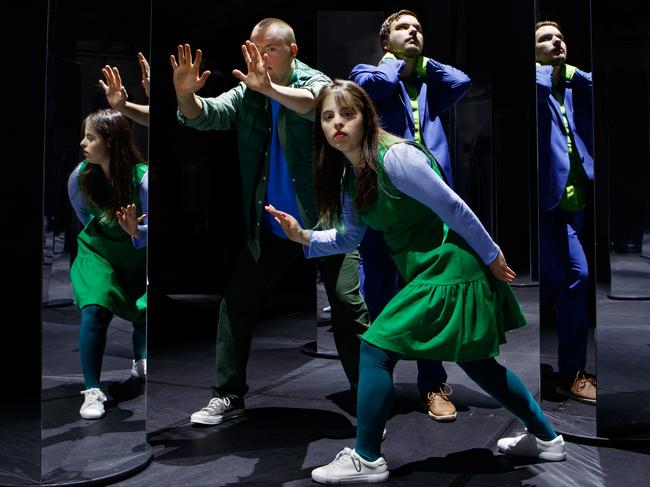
592,0,650,439
40,0,151,482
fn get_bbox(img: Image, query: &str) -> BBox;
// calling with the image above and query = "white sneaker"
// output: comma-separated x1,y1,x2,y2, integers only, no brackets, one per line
497,431,566,461
311,447,389,484
131,358,147,379
79,388,107,419
190,396,245,425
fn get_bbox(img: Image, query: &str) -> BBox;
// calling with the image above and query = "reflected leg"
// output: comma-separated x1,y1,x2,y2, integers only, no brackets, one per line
540,209,589,382
79,304,114,389
131,321,146,361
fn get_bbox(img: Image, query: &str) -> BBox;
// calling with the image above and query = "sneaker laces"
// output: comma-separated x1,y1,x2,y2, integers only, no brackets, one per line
427,383,453,404
332,447,362,472
575,371,596,391
202,396,231,413
80,388,106,402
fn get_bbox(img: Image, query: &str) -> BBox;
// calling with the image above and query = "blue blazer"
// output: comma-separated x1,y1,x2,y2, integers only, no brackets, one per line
537,65,594,212
350,58,471,188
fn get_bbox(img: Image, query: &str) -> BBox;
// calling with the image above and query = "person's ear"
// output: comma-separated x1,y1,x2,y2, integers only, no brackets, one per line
290,43,298,59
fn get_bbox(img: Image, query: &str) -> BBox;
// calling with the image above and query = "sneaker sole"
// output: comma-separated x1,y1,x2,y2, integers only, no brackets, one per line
80,410,105,420
311,471,390,484
497,446,566,462
190,409,245,425
556,387,596,404
427,411,457,422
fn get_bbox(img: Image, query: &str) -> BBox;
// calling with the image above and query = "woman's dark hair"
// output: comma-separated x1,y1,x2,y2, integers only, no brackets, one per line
314,79,383,228
79,109,144,219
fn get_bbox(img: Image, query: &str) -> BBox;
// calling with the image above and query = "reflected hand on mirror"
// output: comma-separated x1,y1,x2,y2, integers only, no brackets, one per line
99,66,128,110
138,52,150,98
170,44,211,96
116,203,145,238
265,204,310,246
232,41,272,94
488,250,516,283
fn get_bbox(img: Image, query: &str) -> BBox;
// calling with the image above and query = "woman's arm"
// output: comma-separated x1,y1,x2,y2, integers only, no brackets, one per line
383,144,515,281
265,191,367,258
67,164,92,226
383,143,499,265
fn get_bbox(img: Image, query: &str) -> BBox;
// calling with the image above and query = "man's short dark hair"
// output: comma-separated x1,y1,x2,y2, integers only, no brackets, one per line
379,10,420,48
535,20,562,35
252,18,296,45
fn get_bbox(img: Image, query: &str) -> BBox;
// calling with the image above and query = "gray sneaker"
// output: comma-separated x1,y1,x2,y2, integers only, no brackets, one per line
131,359,147,379
80,388,107,419
311,447,389,484
190,396,245,425
497,431,566,461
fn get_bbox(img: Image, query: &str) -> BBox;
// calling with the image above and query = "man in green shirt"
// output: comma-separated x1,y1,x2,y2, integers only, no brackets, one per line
172,18,368,425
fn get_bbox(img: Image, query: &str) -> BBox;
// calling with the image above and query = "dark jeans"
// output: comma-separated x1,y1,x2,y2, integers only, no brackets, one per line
540,208,589,381
213,230,369,398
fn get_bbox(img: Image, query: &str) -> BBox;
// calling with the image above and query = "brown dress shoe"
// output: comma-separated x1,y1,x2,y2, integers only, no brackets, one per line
425,384,457,422
557,371,596,404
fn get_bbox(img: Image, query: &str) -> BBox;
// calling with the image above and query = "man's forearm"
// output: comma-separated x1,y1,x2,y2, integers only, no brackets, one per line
263,84,315,115
177,93,203,120
119,102,150,127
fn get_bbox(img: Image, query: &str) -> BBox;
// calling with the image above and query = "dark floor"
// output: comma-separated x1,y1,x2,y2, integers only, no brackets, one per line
10,244,648,486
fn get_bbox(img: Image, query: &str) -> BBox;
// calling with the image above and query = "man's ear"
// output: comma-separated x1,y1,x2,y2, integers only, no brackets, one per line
290,43,298,59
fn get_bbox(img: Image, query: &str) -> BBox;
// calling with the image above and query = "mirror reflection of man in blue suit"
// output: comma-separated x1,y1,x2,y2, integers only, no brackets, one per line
349,10,473,421
536,21,596,404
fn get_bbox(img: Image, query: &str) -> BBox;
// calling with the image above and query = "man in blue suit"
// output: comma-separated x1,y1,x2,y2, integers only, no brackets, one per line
536,21,596,403
350,10,472,421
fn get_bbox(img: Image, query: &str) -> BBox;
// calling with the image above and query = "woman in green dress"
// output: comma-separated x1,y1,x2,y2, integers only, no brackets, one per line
267,80,566,484
68,109,148,420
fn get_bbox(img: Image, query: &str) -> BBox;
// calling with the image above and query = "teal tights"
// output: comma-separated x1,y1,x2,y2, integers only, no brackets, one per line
79,305,146,389
355,341,556,461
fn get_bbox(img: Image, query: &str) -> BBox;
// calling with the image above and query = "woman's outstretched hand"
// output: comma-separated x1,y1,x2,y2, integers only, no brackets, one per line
489,250,516,283
265,204,310,246
116,203,146,238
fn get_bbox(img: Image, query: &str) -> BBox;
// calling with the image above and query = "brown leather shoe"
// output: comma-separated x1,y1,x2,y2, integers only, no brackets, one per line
425,384,457,422
557,371,596,404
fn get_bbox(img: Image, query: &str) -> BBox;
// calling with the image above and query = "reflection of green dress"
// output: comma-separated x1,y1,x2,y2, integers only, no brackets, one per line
70,162,147,323
349,140,526,362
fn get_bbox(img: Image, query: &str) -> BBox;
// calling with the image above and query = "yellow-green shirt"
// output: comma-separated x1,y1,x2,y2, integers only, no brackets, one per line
553,64,589,212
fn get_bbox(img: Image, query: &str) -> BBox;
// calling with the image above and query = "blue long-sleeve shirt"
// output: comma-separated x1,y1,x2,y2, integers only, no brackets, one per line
306,143,499,265
350,57,471,188
67,163,148,248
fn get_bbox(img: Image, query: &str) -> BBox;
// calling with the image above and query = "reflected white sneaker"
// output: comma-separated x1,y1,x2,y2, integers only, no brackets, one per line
190,396,245,425
497,431,566,461
311,447,389,484
131,358,147,379
79,388,107,419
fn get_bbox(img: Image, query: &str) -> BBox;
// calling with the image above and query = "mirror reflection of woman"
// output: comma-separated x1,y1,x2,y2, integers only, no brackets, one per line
68,109,148,419
266,80,566,484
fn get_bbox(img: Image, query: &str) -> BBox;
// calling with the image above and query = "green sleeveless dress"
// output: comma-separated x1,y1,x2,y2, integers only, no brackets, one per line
70,162,147,323
348,140,526,362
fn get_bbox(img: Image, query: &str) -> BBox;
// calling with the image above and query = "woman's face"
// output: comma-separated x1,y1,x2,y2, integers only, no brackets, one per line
320,94,365,160
80,124,109,165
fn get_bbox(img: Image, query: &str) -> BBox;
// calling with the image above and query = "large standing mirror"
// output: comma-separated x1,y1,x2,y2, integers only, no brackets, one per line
39,0,152,483
535,0,598,437
592,0,650,440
